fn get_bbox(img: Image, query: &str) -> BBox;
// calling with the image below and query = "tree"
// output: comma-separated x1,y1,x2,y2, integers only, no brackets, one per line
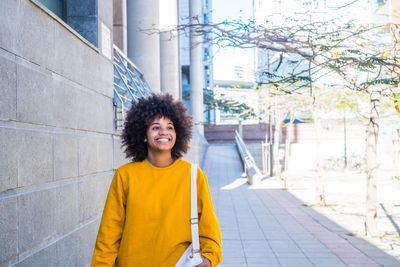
178,8,400,236
182,88,255,124
258,84,308,184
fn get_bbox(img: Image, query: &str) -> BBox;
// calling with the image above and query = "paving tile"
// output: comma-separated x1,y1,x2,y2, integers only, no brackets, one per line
309,257,347,267
218,257,246,265
203,145,398,267
303,249,337,257
246,257,279,264
278,257,314,267
347,264,380,267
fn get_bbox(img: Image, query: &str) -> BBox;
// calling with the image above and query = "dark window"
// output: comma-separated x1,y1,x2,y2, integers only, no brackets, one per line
35,0,98,47
39,0,65,20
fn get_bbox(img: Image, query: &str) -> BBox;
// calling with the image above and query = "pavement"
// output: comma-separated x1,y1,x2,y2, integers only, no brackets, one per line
203,144,400,267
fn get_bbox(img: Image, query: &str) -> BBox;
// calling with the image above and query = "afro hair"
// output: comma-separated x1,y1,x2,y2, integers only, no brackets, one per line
121,94,193,162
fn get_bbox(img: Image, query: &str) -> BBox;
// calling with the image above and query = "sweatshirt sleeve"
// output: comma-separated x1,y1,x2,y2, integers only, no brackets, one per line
197,168,223,267
91,170,127,267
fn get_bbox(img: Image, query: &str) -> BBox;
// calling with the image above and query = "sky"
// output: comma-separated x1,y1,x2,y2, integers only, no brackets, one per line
212,0,255,82
212,0,253,22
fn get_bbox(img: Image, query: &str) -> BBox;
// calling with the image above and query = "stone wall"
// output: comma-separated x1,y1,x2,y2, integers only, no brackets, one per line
0,1,120,266
0,1,209,266
184,128,209,167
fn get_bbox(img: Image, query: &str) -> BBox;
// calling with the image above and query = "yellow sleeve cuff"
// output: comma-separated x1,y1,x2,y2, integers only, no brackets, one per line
202,252,222,267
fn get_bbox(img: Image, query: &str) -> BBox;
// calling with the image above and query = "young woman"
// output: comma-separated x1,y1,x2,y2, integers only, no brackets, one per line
91,94,222,267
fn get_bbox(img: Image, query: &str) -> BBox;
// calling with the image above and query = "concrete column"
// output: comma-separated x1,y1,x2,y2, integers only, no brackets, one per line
189,0,204,135
160,0,180,100
127,0,161,93
113,0,127,54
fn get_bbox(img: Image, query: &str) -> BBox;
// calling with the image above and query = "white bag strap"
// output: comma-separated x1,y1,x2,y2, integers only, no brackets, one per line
190,164,201,255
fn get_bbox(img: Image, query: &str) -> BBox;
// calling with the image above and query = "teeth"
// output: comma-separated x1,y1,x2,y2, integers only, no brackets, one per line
157,138,169,142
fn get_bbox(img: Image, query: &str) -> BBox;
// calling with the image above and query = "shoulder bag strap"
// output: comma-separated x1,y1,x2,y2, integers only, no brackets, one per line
190,164,201,254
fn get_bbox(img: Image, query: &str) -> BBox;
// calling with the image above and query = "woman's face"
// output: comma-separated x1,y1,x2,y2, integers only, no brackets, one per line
146,116,176,153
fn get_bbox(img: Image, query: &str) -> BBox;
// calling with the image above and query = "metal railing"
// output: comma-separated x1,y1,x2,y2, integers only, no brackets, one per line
235,130,263,185
113,44,152,129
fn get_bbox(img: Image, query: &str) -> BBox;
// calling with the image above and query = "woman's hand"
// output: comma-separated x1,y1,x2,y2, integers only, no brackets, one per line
194,256,211,267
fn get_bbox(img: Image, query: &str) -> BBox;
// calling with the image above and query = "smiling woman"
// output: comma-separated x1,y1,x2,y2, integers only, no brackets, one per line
91,94,223,267
121,94,192,164
145,117,177,167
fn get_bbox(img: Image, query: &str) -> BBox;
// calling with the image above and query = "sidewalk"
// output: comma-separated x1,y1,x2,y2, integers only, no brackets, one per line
203,144,400,267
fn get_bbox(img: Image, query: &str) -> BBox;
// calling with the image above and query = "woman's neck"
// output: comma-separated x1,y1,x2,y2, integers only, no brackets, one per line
147,150,174,168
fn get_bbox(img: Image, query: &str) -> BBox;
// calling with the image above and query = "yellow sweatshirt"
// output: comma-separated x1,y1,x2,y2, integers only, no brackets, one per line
91,158,222,267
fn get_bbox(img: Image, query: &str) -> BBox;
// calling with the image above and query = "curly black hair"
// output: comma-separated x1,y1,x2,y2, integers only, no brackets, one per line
121,94,193,162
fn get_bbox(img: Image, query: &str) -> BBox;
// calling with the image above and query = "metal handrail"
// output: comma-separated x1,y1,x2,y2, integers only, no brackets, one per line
113,44,152,129
235,130,263,185
113,45,143,77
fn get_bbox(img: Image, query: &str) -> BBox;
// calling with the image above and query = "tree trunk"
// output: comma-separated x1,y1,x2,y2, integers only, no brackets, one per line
273,121,281,179
344,110,348,168
365,88,381,237
313,107,326,205
283,118,294,189
268,114,273,176
392,129,400,180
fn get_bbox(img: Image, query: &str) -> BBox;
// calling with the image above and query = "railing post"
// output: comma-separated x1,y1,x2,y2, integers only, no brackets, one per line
235,130,263,185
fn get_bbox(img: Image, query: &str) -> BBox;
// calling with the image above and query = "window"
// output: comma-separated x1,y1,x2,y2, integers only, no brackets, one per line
33,0,98,47
38,0,65,19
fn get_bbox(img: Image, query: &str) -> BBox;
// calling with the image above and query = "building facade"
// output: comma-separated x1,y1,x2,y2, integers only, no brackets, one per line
0,1,116,265
0,0,208,266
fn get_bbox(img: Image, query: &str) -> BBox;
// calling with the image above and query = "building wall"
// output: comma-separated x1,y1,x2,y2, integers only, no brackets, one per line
0,1,210,266
0,1,123,266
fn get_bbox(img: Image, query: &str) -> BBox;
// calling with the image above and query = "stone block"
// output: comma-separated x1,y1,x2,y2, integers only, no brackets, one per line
55,183,79,235
0,127,18,192
97,136,113,173
78,134,98,176
18,189,56,253
0,0,19,54
113,135,129,169
98,96,115,133
0,197,18,264
55,229,80,267
81,48,114,98
86,94,113,133
76,220,100,265
17,0,55,69
16,243,57,267
0,50,17,120
75,90,113,133
52,23,86,88
16,60,55,126
75,90,104,133
78,173,112,223
98,172,113,204
54,134,78,180
18,130,53,187
52,77,79,129
74,89,92,131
